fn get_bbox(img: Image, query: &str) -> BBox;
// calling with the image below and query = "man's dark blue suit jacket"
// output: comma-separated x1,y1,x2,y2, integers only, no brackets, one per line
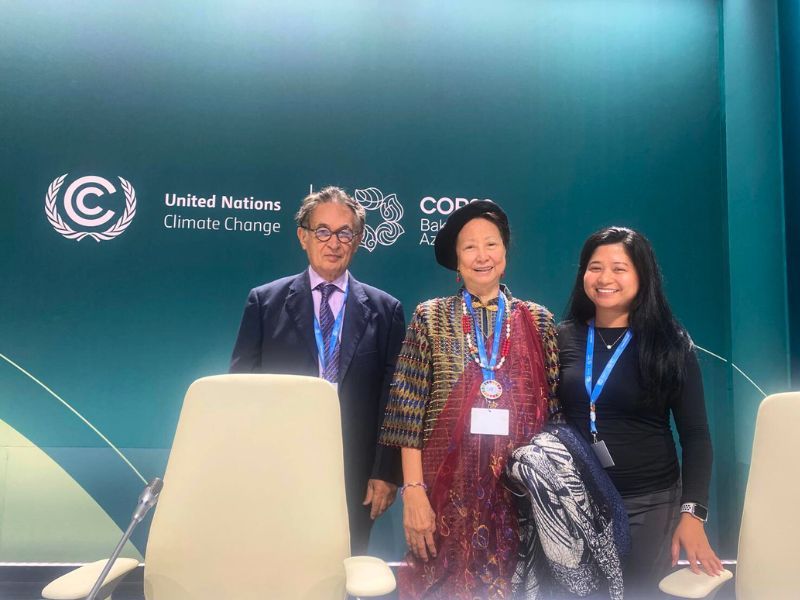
230,270,405,553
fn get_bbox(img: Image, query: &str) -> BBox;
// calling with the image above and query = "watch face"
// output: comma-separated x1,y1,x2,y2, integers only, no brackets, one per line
694,504,709,521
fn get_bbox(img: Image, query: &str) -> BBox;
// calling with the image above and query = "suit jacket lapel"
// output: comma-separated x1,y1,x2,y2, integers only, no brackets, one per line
285,271,319,363
338,275,372,382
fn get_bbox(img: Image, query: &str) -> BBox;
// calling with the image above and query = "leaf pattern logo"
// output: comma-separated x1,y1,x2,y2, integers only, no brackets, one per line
44,174,137,242
355,187,405,252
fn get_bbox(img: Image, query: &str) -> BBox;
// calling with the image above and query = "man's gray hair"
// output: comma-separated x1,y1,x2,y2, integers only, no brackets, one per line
294,186,366,234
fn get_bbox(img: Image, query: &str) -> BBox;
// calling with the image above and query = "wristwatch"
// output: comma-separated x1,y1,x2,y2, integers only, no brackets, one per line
680,502,709,522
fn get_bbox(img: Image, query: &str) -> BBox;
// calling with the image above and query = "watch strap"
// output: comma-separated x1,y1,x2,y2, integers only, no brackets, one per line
680,502,709,522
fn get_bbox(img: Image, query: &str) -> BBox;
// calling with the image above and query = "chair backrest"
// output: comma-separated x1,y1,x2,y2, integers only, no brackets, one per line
143,374,351,600
736,391,800,599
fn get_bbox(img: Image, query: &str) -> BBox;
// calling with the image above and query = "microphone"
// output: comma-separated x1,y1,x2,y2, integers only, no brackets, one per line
85,477,165,600
132,477,163,523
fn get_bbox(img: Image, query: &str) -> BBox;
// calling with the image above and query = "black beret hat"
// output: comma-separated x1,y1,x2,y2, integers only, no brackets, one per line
434,200,509,271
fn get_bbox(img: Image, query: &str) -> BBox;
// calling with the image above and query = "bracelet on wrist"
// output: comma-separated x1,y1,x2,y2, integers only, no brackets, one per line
400,481,428,495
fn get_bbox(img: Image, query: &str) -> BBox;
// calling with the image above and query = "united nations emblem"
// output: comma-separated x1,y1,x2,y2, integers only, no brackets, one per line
45,174,137,242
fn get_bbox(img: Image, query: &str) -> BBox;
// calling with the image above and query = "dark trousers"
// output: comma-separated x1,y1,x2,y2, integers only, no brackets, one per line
622,483,681,599
349,502,373,556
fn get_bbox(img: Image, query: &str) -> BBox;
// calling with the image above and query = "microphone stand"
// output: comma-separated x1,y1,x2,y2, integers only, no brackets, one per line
86,477,163,600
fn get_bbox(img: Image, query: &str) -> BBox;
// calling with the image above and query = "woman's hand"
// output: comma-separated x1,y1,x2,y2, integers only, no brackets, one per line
402,487,437,562
671,513,724,576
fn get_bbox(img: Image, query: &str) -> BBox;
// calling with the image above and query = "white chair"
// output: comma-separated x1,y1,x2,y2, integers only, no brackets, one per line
43,374,396,599
659,391,800,599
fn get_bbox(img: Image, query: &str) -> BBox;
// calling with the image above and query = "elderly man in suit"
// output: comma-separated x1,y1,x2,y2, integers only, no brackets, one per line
230,186,406,554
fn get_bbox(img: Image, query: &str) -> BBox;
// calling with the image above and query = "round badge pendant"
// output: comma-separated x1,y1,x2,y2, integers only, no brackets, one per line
480,379,503,401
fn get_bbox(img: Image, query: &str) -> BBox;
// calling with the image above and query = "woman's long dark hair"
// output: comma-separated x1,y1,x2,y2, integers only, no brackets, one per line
564,226,691,407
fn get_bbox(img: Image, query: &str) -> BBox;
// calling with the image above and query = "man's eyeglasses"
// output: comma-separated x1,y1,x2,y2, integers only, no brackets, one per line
302,226,357,244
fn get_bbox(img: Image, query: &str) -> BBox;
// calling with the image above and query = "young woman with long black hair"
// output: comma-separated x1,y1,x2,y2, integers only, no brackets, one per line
558,226,723,597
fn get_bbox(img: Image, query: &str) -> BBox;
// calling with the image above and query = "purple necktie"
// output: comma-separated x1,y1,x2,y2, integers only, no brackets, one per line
317,283,339,382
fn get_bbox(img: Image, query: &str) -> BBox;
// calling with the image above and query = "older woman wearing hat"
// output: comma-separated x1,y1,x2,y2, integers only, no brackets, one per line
378,201,560,599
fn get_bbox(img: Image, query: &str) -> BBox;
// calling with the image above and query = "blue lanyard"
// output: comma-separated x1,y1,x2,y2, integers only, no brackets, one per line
584,319,632,437
313,282,349,372
462,290,506,382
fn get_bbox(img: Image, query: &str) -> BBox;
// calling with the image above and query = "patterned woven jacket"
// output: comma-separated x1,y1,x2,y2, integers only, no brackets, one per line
379,286,560,449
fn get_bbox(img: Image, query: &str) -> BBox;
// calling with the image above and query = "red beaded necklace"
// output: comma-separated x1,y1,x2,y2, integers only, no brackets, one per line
461,295,512,371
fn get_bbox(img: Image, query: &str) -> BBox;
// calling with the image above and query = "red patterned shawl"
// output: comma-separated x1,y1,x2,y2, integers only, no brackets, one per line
399,304,549,599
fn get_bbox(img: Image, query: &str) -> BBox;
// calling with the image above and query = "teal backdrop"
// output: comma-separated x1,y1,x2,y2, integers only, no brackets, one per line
0,0,792,562
780,0,800,386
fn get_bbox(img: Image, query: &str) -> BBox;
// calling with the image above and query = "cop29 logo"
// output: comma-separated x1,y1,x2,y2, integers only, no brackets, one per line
45,174,137,242
354,187,404,252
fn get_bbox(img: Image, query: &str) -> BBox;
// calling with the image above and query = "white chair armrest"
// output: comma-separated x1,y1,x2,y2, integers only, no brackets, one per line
658,567,733,598
343,555,396,597
41,558,139,600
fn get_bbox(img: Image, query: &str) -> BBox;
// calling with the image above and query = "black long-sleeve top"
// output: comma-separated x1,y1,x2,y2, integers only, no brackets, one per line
557,320,712,506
